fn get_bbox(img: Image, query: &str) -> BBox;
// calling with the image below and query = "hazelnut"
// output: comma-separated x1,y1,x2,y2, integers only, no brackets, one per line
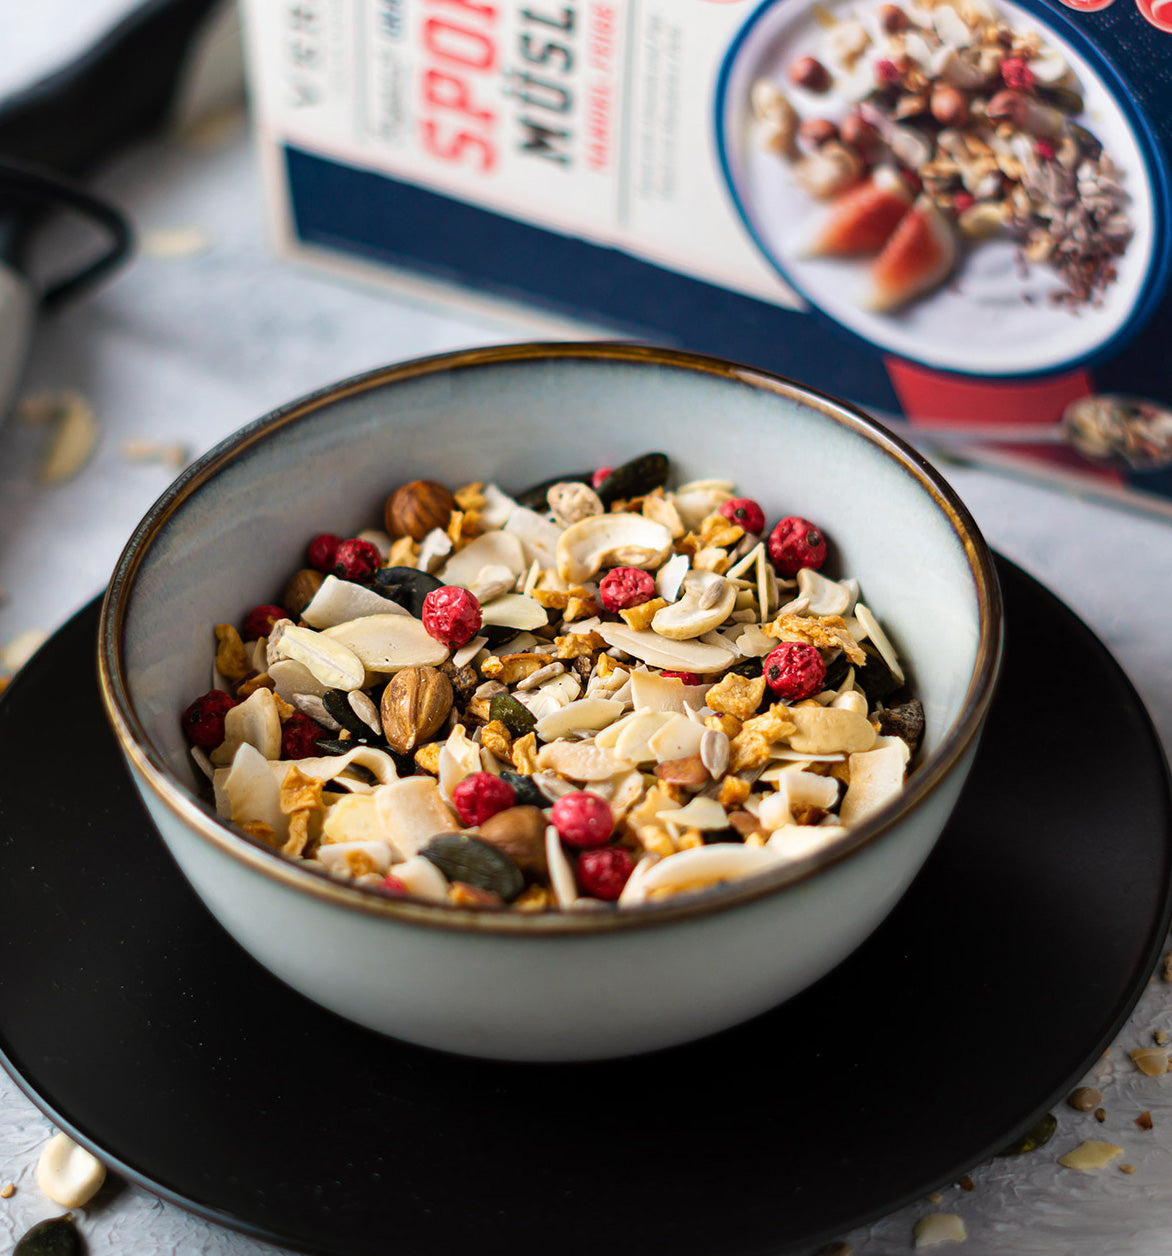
476,806,548,876
788,55,831,92
986,89,1026,126
878,3,908,31
930,85,969,127
385,479,456,540
281,567,324,618
839,111,879,149
798,118,839,148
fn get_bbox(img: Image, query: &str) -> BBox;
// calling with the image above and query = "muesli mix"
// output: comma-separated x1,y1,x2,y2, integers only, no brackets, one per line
752,0,1132,310
181,454,924,913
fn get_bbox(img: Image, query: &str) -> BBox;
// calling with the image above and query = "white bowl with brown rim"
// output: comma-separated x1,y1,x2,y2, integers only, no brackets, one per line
98,342,1002,1062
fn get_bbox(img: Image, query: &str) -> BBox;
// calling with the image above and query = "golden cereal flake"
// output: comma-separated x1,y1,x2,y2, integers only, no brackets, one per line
283,809,313,857
728,706,798,773
706,673,767,721
513,884,552,912
480,720,513,760
241,819,278,845
512,732,538,774
236,672,276,699
717,775,752,808
279,765,325,815
414,742,443,775
214,623,252,682
766,613,865,666
387,535,420,567
620,597,667,631
481,653,549,684
556,631,606,660
595,653,619,678
1059,1140,1124,1171
564,593,601,622
454,481,487,511
705,712,743,739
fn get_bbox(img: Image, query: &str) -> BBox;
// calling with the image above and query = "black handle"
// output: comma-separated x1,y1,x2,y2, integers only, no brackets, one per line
0,160,133,310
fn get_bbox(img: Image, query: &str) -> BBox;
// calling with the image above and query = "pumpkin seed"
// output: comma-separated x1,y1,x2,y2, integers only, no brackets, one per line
15,1218,81,1256
998,1112,1057,1156
490,692,538,737
1039,84,1083,115
515,470,593,511
420,833,525,901
1067,122,1102,161
854,642,901,705
499,770,547,808
371,566,444,617
323,688,377,740
594,451,670,505
314,737,356,756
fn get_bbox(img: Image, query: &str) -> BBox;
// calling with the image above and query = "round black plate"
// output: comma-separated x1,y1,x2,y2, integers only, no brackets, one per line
0,558,1169,1256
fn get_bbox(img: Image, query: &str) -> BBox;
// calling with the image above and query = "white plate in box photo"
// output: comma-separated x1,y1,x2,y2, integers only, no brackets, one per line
715,0,1168,377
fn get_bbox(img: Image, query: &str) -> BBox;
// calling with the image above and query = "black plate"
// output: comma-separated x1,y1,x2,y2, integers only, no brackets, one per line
0,558,1169,1256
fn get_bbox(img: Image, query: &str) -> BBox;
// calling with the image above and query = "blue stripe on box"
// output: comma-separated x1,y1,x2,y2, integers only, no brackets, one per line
283,145,903,414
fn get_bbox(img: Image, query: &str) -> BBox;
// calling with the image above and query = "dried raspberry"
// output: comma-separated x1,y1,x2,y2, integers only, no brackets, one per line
551,791,614,848
767,515,827,577
591,466,614,489
763,643,827,701
719,497,766,535
422,585,482,647
661,671,701,685
333,538,381,583
242,604,286,642
875,58,902,85
182,690,238,749
1001,57,1035,90
952,191,975,213
452,772,516,828
577,846,634,901
307,532,341,573
382,875,410,897
281,712,328,759
1034,139,1055,160
599,566,656,613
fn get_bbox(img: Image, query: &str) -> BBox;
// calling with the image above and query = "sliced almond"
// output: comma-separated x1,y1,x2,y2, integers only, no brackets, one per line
534,697,625,742
439,530,526,587
268,621,366,691
648,713,706,763
654,796,728,830
787,705,877,755
479,593,549,631
597,623,735,673
211,686,281,765
536,739,629,781
323,614,449,673
1059,1140,1124,1171
301,575,409,628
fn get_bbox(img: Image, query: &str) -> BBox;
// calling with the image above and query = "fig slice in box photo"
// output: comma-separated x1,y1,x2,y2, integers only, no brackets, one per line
808,168,912,258
867,196,957,312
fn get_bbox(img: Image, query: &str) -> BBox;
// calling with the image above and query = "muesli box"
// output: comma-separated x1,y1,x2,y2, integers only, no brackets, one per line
242,0,1172,513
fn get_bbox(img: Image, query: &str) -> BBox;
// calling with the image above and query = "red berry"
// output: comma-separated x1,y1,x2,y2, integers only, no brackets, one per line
599,566,656,612
307,532,341,573
591,466,615,489
422,585,482,647
577,846,634,901
767,515,827,577
952,191,975,213
551,791,614,849
1034,139,1055,160
661,671,701,685
382,875,410,897
242,604,286,642
1001,57,1035,90
333,537,381,583
452,772,516,827
763,643,827,701
182,690,238,749
719,497,766,534
875,58,902,85
281,712,327,759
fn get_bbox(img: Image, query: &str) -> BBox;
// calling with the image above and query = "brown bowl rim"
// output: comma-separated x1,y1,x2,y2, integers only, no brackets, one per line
98,341,1004,937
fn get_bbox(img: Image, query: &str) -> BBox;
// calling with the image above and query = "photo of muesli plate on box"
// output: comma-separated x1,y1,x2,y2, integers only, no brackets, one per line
716,0,1167,377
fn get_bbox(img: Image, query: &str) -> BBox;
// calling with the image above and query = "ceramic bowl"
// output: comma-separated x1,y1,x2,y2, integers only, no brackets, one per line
98,342,1002,1062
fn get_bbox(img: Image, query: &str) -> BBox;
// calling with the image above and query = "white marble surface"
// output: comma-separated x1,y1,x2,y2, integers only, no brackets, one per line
1,96,1172,1256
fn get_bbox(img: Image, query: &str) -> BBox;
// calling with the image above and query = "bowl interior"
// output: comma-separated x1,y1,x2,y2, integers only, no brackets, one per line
113,347,990,838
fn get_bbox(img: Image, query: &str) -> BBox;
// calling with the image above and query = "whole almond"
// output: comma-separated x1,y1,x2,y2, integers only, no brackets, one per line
381,666,453,753
386,480,456,540
476,806,548,876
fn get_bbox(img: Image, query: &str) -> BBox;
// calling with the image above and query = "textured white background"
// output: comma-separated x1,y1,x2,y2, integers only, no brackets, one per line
2,6,1172,1254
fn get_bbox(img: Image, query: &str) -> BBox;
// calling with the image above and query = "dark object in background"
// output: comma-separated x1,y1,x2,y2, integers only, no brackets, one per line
0,0,227,418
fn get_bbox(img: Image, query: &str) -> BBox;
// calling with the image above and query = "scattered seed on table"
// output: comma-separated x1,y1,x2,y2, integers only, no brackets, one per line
1135,1111,1154,1131
1068,1086,1102,1112
0,1182,14,1198
1095,1108,1107,1123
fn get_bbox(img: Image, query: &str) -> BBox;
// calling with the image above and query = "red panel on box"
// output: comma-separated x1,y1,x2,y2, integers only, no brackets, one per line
884,357,1126,484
